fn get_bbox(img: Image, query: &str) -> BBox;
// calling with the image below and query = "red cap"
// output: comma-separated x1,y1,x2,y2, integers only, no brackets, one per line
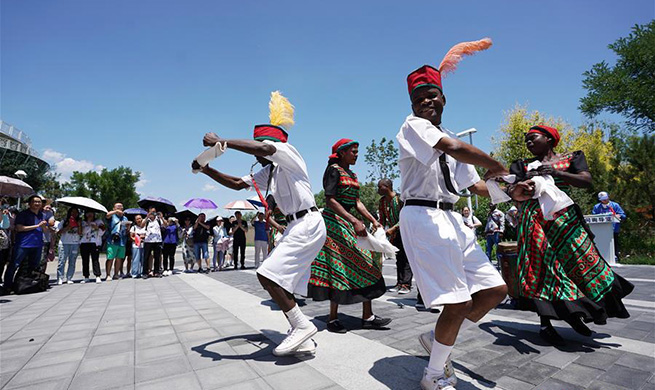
253,124,288,143
329,138,358,160
527,125,560,147
407,65,442,96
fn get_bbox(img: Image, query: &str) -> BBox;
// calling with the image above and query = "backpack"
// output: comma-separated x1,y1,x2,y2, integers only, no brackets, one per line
13,267,49,295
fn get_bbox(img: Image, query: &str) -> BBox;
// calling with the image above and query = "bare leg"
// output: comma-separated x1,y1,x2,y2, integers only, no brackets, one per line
435,301,472,346
106,259,113,278
362,300,373,319
467,285,507,322
257,273,295,312
329,301,339,322
114,258,123,277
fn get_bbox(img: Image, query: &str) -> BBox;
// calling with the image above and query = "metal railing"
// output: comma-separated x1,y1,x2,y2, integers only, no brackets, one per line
0,120,40,158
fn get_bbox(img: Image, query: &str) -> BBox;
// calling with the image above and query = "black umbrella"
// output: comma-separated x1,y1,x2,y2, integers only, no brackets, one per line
175,210,198,224
138,196,177,215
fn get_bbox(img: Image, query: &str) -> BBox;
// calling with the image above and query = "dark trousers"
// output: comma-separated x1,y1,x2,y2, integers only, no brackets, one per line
80,243,101,278
393,233,413,286
233,239,246,267
162,243,176,271
143,242,162,275
4,246,42,290
0,247,10,283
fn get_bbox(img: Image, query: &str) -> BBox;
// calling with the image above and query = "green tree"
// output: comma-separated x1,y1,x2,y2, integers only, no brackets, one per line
580,21,655,133
0,150,50,194
364,137,399,182
64,167,141,210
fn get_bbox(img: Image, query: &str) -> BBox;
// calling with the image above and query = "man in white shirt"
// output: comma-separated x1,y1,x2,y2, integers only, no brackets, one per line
398,64,509,390
192,92,326,357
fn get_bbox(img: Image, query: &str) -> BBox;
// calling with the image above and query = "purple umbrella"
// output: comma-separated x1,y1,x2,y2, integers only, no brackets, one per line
138,196,177,215
184,198,218,210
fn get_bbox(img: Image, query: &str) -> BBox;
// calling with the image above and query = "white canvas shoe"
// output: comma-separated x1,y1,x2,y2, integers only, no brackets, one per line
282,328,316,355
420,369,455,390
80,279,86,284
418,330,457,387
96,277,102,284
66,280,73,284
273,325,317,356
57,278,63,285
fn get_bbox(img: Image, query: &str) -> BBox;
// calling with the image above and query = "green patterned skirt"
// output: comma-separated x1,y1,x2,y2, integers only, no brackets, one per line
308,208,386,304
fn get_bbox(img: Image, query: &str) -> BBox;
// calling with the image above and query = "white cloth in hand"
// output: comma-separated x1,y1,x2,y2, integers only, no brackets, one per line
530,176,574,220
192,142,227,174
486,174,516,205
356,228,399,256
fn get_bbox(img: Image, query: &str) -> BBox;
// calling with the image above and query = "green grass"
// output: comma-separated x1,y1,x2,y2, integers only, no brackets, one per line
620,254,655,265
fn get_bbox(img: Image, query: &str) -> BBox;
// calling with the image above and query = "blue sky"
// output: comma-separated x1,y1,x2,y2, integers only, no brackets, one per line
2,0,653,215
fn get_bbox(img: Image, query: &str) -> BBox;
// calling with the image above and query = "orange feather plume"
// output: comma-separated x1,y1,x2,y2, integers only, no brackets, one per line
438,38,493,76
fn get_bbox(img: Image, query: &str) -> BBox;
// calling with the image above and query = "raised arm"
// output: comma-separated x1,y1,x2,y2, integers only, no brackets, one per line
197,164,249,191
435,137,507,179
203,133,275,157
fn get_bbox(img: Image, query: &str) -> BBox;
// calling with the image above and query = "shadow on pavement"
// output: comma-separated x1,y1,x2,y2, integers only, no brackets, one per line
479,320,621,355
369,355,497,390
191,332,314,366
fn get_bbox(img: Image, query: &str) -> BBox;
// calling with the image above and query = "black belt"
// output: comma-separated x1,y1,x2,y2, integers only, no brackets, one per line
404,199,454,211
285,207,319,223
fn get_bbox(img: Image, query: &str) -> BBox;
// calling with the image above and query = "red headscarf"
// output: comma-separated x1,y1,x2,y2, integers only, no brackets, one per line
527,125,560,147
329,138,359,160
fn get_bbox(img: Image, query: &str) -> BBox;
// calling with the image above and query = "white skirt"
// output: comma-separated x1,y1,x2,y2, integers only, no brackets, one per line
256,211,326,296
399,205,505,307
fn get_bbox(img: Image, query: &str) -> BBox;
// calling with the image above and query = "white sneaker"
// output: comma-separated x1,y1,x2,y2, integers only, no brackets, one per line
80,279,86,284
96,277,102,284
273,325,317,356
282,328,317,355
106,276,112,282
66,280,74,284
57,278,63,285
420,369,455,390
418,331,457,387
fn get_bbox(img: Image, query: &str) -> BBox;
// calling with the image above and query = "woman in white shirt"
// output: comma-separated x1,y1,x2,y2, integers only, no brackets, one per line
130,215,146,278
80,211,105,283
461,207,482,233
212,218,229,271
57,208,82,284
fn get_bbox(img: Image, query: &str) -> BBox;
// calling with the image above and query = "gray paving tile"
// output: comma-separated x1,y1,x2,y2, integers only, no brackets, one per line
135,334,179,350
69,365,135,390
535,349,580,368
574,348,624,369
135,371,201,390
598,365,651,389
135,355,191,383
587,380,632,390
85,339,135,359
77,351,134,374
135,343,185,364
23,347,87,369
508,361,559,385
551,363,604,388
5,361,79,389
496,376,538,390
263,365,335,390
614,351,655,372
535,378,584,390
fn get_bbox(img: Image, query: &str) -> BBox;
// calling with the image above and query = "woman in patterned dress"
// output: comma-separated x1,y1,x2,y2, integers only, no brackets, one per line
308,139,391,333
507,125,633,345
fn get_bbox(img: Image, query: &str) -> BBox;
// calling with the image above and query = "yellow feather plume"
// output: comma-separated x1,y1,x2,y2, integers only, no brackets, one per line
268,91,295,130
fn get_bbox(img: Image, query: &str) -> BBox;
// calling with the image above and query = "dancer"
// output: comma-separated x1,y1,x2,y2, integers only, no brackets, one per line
308,139,390,333
397,38,508,390
192,91,326,356
506,125,633,345
378,178,412,294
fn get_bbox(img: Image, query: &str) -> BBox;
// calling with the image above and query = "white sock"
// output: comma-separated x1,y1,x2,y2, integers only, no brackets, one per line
364,315,375,322
460,318,476,332
285,304,311,329
426,340,453,378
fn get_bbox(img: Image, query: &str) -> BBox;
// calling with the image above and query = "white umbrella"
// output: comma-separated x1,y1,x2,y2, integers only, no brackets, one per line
0,176,34,197
56,197,108,213
224,200,257,211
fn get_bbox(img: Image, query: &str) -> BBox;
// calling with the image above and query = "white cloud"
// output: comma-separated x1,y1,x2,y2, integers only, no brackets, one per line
135,173,149,189
42,148,104,182
202,183,218,192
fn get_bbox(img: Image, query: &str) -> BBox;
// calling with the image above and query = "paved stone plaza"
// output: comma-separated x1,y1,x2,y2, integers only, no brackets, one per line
1,248,654,389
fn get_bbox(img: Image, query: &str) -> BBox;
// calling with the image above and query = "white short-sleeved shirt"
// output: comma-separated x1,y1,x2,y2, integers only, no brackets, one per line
241,141,316,216
144,218,163,243
58,220,81,245
396,115,480,203
81,219,105,245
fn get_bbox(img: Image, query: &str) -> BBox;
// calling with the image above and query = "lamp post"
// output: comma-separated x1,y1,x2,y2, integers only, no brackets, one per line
456,128,479,210
14,170,27,208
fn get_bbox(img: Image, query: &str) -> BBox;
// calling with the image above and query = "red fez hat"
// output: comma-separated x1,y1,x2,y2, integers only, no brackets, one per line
253,124,288,143
329,138,358,160
527,125,560,147
407,65,442,96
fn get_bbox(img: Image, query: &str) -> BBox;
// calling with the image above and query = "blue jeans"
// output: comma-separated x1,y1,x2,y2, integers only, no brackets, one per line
194,242,209,262
486,232,499,261
3,246,42,289
212,246,225,269
58,243,79,281
131,246,143,277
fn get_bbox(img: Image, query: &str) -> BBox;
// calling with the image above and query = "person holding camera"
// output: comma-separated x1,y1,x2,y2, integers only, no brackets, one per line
105,203,129,281
143,208,167,277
